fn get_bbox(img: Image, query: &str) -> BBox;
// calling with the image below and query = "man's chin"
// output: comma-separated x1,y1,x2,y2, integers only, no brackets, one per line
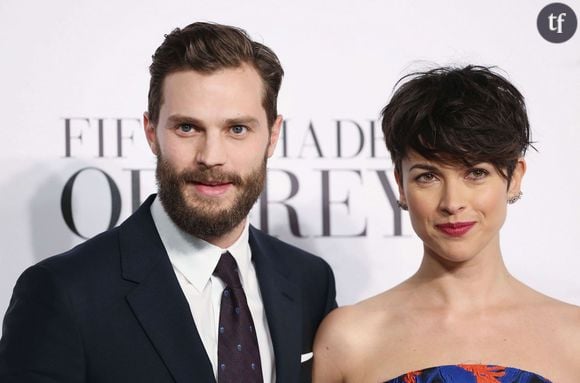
186,208,232,222
181,195,237,213
174,208,245,240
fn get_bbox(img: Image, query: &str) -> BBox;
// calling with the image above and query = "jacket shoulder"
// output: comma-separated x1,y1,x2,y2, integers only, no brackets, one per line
249,226,330,271
35,226,122,275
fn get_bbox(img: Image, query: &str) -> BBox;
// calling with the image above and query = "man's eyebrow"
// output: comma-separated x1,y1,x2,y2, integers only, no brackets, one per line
166,114,204,125
224,117,260,126
165,115,260,126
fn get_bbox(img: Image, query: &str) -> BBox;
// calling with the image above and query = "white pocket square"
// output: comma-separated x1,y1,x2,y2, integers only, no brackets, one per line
300,352,313,363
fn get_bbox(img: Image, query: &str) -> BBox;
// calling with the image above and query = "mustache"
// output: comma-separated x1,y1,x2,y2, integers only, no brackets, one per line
178,167,243,186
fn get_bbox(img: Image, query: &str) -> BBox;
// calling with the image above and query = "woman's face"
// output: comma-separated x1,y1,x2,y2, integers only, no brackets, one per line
397,150,525,263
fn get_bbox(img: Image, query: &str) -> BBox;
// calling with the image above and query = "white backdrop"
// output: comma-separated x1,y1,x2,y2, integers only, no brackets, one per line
1,0,579,334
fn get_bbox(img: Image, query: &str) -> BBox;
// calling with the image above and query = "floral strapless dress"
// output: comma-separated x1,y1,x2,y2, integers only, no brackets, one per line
385,364,551,382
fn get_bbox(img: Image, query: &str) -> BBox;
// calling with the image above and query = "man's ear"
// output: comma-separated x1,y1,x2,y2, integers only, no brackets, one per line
508,157,526,200
143,112,159,155
267,115,283,158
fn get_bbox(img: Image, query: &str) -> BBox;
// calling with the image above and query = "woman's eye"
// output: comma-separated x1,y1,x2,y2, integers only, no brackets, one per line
467,168,489,180
231,125,247,135
416,172,436,183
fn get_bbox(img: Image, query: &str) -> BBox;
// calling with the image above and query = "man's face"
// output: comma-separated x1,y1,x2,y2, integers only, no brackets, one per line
144,64,281,243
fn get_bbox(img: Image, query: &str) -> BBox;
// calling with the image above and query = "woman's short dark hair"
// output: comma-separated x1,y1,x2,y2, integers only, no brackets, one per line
381,65,532,181
148,22,283,127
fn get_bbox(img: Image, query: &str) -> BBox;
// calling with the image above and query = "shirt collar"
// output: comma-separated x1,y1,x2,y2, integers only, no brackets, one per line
150,196,252,293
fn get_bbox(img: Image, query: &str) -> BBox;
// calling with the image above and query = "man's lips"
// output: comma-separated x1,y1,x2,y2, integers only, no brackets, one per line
191,181,233,196
435,221,476,237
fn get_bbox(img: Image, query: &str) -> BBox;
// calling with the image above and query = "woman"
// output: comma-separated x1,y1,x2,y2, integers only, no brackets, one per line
312,66,580,382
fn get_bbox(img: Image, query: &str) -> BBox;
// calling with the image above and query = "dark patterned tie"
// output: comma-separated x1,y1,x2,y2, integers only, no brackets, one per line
213,251,263,383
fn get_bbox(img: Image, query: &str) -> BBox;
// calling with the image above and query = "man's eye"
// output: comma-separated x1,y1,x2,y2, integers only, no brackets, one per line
231,125,247,135
178,124,195,133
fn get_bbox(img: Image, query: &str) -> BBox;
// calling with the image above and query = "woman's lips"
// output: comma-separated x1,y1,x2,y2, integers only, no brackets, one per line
435,222,476,237
192,182,232,196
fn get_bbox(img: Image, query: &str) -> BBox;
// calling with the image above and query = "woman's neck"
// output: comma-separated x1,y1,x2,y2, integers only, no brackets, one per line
408,243,520,311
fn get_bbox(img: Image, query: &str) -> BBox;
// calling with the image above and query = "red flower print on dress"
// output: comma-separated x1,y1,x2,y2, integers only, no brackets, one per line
403,370,422,383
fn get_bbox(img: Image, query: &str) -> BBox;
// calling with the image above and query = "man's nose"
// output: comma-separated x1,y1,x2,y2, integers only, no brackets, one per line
195,132,227,168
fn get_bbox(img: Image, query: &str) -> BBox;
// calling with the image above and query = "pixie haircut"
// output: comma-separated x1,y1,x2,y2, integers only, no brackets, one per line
148,22,284,127
381,65,532,181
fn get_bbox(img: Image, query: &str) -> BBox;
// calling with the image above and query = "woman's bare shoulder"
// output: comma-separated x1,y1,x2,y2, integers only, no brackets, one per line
312,304,367,382
546,298,580,337
543,297,580,371
524,291,580,359
528,290,580,323
314,300,380,350
330,288,406,322
312,291,406,382
314,289,410,351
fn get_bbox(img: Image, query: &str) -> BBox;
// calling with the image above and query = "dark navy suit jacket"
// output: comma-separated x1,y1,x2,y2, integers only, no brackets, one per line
0,195,336,382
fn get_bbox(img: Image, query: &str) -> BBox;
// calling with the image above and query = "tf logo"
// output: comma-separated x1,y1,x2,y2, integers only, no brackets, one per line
537,3,577,43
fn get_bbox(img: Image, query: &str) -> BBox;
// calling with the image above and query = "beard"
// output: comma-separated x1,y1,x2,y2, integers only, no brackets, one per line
155,153,266,240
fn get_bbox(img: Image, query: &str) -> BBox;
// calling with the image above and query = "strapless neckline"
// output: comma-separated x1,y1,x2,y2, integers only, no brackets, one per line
384,364,552,382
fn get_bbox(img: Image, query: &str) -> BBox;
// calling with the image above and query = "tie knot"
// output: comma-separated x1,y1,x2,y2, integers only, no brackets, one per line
213,251,242,288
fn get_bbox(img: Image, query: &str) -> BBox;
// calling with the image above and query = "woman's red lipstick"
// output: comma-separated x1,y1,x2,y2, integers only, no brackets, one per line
435,222,475,237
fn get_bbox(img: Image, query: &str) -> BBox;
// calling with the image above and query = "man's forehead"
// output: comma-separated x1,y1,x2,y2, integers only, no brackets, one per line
163,64,261,85
159,66,263,103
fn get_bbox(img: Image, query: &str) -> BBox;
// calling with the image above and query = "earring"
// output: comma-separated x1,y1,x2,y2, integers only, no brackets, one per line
508,191,523,204
397,200,408,210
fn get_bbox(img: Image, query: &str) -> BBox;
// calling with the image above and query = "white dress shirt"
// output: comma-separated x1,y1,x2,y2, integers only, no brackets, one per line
150,197,275,382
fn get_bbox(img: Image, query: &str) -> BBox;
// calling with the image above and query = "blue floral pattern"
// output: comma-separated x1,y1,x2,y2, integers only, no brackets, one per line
385,364,551,383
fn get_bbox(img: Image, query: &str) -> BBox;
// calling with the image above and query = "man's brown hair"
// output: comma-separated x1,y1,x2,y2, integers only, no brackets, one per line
148,22,284,127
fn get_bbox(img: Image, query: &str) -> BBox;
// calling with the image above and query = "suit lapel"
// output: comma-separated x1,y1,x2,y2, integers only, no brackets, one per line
250,227,302,383
120,196,215,383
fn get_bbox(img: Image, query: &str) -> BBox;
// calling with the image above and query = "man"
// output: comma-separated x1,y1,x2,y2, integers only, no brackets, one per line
0,22,336,383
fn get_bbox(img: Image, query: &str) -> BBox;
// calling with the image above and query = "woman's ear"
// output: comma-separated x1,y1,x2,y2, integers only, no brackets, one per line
508,158,526,201
395,168,407,206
